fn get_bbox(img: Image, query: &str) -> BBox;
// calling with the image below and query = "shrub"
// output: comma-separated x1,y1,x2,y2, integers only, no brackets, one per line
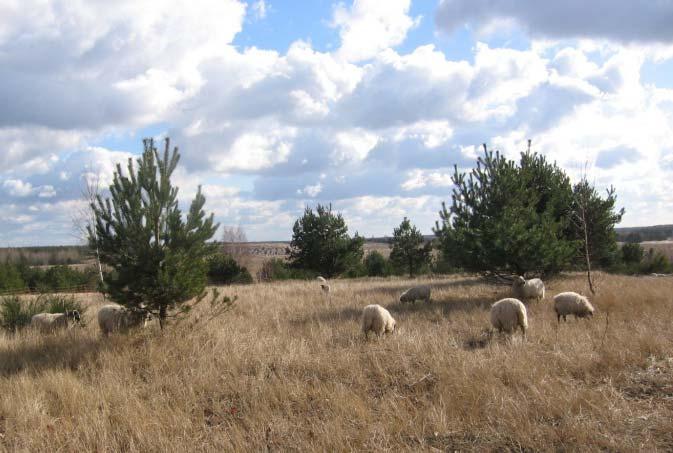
431,256,460,275
41,265,98,291
0,296,47,333
0,263,26,292
621,242,644,264
257,258,315,282
39,293,87,316
641,249,671,274
364,251,389,277
343,261,367,279
207,254,253,285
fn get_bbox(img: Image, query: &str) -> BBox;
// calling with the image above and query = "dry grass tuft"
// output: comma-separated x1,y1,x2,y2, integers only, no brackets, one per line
1,273,673,451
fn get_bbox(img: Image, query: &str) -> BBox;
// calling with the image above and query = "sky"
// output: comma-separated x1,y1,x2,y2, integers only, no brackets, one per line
1,0,673,245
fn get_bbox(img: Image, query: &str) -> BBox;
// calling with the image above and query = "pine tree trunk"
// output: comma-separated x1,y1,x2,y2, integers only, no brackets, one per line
584,223,595,295
159,305,167,330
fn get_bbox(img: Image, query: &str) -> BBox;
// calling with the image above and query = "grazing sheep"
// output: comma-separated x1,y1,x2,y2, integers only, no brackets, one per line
31,310,80,333
553,292,594,323
97,304,152,335
316,276,330,295
490,298,528,337
399,285,431,304
361,304,396,338
512,276,545,302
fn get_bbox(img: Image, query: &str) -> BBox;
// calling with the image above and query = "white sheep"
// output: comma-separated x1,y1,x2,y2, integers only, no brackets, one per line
553,292,594,323
31,310,81,333
97,304,152,335
512,276,545,302
399,285,431,304
361,304,396,338
490,298,528,337
316,276,330,295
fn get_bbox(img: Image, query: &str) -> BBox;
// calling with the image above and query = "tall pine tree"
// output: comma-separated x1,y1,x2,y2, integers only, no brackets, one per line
89,138,220,328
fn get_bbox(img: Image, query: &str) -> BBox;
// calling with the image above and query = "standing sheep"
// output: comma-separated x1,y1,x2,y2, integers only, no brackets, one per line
361,304,396,338
97,304,152,335
490,298,528,337
399,285,431,304
512,276,545,302
31,310,81,333
553,292,594,323
316,276,330,295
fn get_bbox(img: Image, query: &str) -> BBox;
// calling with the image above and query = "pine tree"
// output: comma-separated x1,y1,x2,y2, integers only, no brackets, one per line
89,138,221,328
287,204,364,277
570,178,624,293
389,217,431,277
434,143,577,278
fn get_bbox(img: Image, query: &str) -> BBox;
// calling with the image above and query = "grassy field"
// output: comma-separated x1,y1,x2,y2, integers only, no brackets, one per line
1,273,672,451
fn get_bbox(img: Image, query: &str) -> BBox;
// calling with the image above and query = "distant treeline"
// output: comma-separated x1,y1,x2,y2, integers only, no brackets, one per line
0,246,89,266
615,225,673,242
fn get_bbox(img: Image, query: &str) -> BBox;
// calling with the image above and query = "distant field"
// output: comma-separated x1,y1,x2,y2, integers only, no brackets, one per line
232,241,392,278
1,273,672,451
641,241,673,263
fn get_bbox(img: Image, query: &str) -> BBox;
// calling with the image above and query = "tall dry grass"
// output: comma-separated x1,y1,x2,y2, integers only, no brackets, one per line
1,273,672,451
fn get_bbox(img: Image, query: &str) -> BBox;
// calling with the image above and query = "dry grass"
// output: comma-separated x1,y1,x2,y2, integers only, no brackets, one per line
1,273,673,451
642,241,673,263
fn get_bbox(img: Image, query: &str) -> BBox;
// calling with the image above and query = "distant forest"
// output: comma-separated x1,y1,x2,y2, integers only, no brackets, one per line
615,225,673,242
0,246,89,266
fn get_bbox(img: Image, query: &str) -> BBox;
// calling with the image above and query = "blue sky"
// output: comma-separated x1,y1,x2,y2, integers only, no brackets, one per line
1,0,673,245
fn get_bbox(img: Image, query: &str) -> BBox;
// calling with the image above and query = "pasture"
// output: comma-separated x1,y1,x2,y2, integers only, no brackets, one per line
1,273,672,451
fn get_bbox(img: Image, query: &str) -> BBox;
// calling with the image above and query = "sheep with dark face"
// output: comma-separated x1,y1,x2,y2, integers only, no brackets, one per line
512,276,545,302
553,292,594,323
31,310,81,332
97,304,152,335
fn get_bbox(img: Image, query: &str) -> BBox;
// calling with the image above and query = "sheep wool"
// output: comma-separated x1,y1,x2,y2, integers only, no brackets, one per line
553,292,595,323
31,311,80,333
97,304,151,335
512,276,545,302
399,285,431,303
361,304,396,338
316,276,330,294
490,298,528,336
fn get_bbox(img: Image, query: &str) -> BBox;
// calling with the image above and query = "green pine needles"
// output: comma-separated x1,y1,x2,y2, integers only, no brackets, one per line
434,143,623,278
89,138,225,328
287,204,364,278
390,217,432,277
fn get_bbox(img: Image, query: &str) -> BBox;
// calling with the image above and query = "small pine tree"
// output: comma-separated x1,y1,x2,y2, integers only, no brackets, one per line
287,204,364,278
389,217,432,277
570,178,624,293
89,138,222,328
